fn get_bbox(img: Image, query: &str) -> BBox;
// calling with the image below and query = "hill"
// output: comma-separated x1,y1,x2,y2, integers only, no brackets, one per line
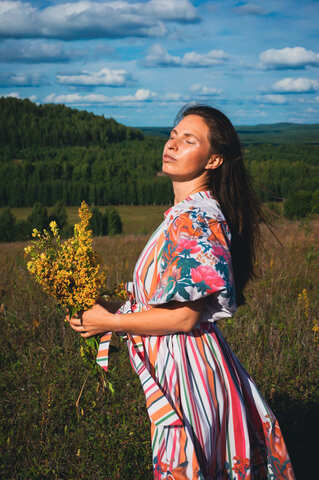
0,97,171,208
0,96,144,151
141,123,319,145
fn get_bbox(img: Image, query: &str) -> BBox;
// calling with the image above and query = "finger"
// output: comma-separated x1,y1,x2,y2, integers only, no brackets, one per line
80,330,96,338
69,318,82,327
69,322,85,332
78,310,83,326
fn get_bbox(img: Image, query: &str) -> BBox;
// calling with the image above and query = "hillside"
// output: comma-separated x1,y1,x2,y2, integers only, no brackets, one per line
0,97,144,151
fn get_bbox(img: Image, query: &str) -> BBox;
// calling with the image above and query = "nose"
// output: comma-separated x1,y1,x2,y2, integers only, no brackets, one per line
167,137,178,150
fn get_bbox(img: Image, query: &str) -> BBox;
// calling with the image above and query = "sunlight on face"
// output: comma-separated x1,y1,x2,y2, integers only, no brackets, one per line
162,115,213,182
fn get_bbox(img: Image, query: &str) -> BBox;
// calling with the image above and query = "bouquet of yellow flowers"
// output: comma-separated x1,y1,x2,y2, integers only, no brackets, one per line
24,201,107,365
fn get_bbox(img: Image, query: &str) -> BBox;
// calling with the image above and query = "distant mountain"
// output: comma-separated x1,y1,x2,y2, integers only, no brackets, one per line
140,123,319,144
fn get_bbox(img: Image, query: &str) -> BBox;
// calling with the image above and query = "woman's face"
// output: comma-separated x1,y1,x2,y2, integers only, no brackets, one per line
162,114,214,181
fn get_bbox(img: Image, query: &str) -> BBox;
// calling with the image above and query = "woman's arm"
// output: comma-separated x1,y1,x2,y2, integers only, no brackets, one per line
68,298,205,338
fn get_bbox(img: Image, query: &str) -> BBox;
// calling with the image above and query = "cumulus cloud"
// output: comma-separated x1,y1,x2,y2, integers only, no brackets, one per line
144,0,199,23
272,77,319,93
162,92,184,101
0,39,80,63
44,88,157,105
145,44,228,67
260,47,319,70
57,68,132,87
0,72,44,86
259,94,288,105
235,3,269,16
0,91,20,98
0,0,199,40
190,84,222,95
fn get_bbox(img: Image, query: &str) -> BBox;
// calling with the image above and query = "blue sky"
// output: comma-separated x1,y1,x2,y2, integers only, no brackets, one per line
0,0,318,126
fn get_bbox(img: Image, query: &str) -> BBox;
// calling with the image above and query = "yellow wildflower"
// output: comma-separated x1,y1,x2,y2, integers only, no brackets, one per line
24,201,106,317
298,288,310,320
313,320,319,333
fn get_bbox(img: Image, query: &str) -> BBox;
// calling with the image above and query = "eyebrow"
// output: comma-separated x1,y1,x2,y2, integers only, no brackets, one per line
170,128,200,141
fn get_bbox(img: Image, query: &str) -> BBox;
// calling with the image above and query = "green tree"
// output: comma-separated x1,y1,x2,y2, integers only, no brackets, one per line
49,201,68,230
108,207,122,235
89,207,104,236
102,210,109,235
312,190,319,214
27,202,49,231
15,219,32,241
0,207,16,242
283,190,313,219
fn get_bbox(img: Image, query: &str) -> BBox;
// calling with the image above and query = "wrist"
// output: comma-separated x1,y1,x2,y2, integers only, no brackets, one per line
111,313,122,332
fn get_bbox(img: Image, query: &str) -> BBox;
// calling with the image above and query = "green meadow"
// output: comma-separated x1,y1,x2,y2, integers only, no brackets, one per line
0,207,319,479
0,205,168,236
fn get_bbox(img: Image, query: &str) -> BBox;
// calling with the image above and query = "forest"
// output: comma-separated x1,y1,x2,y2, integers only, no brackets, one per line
0,97,318,214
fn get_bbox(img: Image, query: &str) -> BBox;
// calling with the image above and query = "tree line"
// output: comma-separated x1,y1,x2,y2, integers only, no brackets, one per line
0,201,122,242
0,97,318,220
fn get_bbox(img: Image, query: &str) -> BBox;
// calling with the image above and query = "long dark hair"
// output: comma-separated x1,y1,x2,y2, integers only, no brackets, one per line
176,104,265,305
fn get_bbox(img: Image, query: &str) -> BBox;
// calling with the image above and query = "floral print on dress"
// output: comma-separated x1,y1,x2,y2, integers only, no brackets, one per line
149,209,235,314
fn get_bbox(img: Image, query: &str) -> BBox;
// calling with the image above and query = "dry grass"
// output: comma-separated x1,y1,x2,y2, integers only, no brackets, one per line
0,216,318,478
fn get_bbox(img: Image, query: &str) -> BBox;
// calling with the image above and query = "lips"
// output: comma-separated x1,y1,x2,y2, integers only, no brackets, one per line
163,153,176,162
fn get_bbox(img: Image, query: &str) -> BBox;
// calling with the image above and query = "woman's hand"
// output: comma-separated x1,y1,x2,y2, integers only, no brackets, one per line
66,297,205,337
67,304,115,338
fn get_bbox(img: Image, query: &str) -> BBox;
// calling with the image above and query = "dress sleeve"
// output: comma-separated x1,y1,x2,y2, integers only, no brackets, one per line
148,210,234,306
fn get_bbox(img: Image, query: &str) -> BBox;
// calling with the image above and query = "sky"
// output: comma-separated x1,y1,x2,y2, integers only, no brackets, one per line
0,0,318,126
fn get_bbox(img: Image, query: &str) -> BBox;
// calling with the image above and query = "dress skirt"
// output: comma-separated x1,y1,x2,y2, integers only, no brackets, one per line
97,191,295,479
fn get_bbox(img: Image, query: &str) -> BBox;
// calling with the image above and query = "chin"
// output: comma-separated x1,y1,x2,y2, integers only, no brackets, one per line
161,164,174,176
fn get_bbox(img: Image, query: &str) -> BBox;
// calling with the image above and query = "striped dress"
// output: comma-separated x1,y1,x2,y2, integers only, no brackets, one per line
97,191,295,479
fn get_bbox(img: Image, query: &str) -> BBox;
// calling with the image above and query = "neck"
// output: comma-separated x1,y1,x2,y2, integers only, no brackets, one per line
172,176,211,205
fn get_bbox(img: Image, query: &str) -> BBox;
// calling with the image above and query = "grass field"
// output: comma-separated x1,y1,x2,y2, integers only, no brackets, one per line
0,205,168,235
0,210,319,478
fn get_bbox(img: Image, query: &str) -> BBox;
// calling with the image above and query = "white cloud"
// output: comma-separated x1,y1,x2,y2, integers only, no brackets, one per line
190,84,222,95
145,44,228,67
0,72,44,86
57,68,132,87
259,94,288,104
272,77,319,93
162,92,184,101
44,88,157,105
0,0,199,40
235,3,269,16
0,39,79,63
144,0,198,22
0,91,20,98
260,47,319,70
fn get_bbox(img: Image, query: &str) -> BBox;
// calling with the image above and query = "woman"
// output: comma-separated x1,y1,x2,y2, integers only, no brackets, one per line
69,105,295,479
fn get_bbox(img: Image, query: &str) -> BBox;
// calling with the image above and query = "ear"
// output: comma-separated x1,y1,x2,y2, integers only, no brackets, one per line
205,154,224,170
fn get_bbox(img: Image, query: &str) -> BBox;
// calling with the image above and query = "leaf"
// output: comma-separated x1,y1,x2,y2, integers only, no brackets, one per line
195,281,208,295
177,257,200,278
108,381,115,396
175,283,190,300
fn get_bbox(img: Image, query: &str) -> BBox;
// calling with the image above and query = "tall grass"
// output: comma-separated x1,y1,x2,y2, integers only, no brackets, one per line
0,216,318,478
